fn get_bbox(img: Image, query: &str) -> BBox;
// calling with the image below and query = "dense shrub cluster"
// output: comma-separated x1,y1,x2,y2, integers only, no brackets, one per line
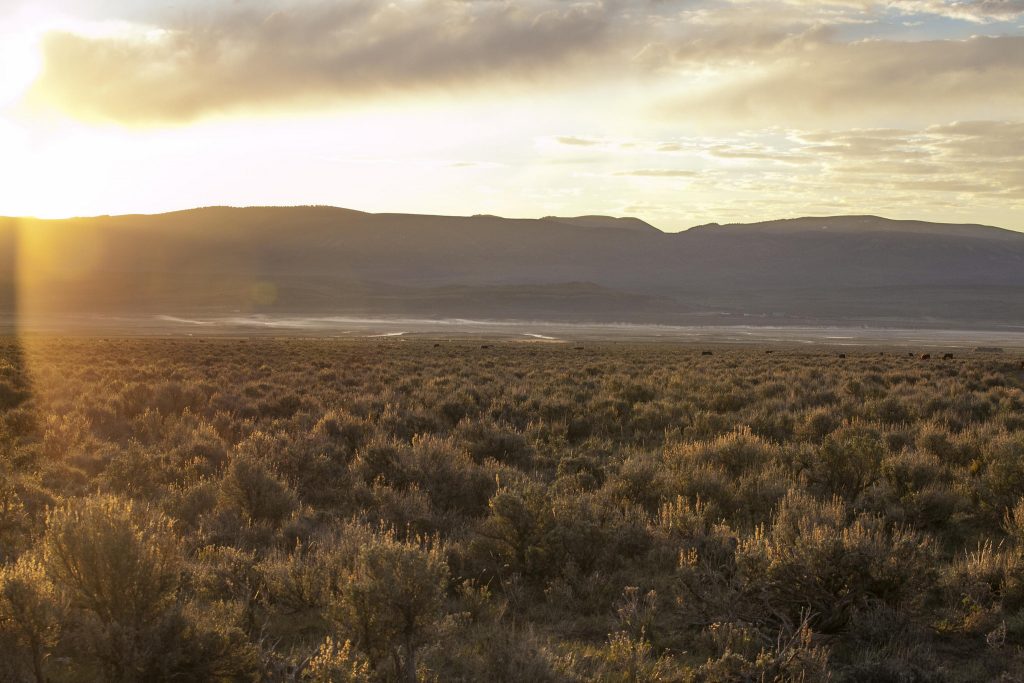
1,337,1023,681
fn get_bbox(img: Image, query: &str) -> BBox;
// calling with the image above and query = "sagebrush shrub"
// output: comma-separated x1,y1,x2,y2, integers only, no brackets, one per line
3,338,1023,680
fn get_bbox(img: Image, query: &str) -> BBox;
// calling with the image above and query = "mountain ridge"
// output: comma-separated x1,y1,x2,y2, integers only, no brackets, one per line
688,214,1019,240
6,206,1017,238
2,207,1022,329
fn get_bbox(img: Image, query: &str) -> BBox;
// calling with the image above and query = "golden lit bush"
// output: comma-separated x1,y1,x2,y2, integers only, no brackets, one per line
328,529,449,682
0,555,60,683
304,637,371,683
807,423,886,498
43,494,181,627
218,453,297,526
41,494,187,679
735,489,935,633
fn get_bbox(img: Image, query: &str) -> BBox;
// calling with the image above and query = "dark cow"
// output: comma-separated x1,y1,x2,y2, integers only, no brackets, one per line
701,351,713,356
433,343,441,348
838,353,846,358
480,345,491,349
921,353,931,360
943,353,954,360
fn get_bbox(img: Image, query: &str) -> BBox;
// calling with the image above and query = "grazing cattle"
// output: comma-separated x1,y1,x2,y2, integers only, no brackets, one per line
480,345,491,349
765,350,774,354
908,352,915,357
838,353,846,358
701,351,713,356
943,353,954,359
1019,360,1024,370
433,343,441,348
921,353,931,360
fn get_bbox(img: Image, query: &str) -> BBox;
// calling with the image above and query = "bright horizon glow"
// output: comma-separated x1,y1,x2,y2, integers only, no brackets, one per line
1,0,1022,231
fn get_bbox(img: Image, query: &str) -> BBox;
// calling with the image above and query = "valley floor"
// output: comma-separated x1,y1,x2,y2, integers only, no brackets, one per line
6,313,1024,349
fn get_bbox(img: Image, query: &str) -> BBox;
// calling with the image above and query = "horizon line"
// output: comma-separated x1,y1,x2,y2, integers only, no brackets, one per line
1,205,1014,235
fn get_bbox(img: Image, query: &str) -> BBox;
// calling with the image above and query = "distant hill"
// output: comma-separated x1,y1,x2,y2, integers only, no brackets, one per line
2,207,1022,328
689,215,1021,239
541,216,660,233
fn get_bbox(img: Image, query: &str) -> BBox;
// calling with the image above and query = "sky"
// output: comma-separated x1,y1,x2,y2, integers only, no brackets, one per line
0,0,1022,231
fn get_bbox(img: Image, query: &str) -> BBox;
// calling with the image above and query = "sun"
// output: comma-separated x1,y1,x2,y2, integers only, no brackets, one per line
0,25,43,110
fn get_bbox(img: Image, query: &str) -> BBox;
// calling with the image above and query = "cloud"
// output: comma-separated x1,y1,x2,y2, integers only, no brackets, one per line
927,120,1024,157
794,121,1024,199
706,143,813,163
571,120,1024,222
615,169,699,177
661,35,1024,125
21,0,1024,127
556,136,602,147
28,0,630,123
718,0,1024,23
889,0,1024,22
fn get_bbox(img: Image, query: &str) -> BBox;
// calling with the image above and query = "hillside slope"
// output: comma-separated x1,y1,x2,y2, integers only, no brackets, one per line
2,207,1022,327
